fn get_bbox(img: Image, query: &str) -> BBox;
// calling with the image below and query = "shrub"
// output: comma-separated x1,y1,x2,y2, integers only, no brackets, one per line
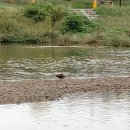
23,3,68,24
51,5,69,24
61,13,98,33
24,3,46,22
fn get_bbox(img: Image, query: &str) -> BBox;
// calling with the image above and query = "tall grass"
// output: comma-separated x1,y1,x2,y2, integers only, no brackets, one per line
0,0,93,8
0,2,98,45
0,2,130,47
95,6,130,47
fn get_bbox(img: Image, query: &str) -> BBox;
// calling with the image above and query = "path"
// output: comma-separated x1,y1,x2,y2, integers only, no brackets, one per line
72,9,98,20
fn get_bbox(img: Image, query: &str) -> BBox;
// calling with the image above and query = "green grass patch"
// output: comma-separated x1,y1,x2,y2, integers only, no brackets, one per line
0,2,130,47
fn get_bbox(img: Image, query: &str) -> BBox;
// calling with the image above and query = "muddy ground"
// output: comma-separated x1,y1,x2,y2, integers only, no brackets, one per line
0,77,130,104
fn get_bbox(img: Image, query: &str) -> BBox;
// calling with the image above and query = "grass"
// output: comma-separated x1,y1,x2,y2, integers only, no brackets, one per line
95,6,130,47
0,2,99,45
0,0,93,8
0,1,130,47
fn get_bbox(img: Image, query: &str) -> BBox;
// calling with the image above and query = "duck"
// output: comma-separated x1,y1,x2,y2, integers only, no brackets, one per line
56,73,65,79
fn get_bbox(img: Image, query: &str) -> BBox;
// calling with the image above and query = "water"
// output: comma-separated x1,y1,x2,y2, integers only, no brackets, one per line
0,45,130,130
0,90,130,130
0,45,130,80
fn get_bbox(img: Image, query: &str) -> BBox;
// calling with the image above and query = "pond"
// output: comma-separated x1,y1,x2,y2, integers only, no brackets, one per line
0,45,130,80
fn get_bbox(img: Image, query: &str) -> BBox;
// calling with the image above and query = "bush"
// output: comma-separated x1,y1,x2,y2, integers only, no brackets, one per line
51,5,69,24
24,3,46,22
23,3,69,24
61,13,98,33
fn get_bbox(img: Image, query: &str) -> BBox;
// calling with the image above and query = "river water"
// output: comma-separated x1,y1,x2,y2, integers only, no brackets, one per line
0,46,130,130
0,90,130,130
0,46,130,80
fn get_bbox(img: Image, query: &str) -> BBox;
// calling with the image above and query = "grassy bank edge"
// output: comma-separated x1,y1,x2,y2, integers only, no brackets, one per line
0,3,130,47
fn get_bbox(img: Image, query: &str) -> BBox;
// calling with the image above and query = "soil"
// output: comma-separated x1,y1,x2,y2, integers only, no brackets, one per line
0,77,130,104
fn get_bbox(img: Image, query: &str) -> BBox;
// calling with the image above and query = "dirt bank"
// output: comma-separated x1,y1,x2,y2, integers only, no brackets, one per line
0,77,130,104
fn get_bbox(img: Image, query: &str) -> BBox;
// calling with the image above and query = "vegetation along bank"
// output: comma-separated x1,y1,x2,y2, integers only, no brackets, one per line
0,0,130,47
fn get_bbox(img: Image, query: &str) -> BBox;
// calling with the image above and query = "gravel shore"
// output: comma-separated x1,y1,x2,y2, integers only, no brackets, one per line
0,77,130,104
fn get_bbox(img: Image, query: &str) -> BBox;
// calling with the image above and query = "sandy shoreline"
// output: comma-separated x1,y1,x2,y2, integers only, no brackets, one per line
0,77,130,104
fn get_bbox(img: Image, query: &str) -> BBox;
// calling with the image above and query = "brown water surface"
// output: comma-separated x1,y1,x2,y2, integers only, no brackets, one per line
0,46,130,80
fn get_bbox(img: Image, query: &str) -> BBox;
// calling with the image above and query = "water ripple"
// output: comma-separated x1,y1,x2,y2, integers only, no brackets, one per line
0,46,130,80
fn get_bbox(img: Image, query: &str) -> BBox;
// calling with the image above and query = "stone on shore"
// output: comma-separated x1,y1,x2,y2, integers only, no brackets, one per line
0,77,130,104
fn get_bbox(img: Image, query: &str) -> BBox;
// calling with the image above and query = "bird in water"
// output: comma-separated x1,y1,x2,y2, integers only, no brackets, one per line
56,73,65,79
